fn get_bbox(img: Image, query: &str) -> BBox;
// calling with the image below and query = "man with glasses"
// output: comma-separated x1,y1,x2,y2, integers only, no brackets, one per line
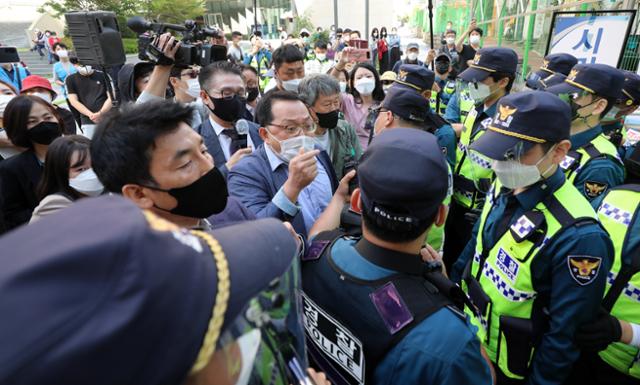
228,91,340,236
546,64,626,208
198,61,263,178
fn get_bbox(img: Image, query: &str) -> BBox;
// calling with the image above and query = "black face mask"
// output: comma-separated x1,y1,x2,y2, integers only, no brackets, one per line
315,109,339,129
246,87,260,103
435,62,449,75
206,92,246,123
148,167,228,218
28,121,61,145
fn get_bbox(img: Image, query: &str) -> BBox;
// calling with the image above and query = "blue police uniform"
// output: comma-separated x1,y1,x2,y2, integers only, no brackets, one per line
452,91,614,385
302,129,492,385
0,196,306,385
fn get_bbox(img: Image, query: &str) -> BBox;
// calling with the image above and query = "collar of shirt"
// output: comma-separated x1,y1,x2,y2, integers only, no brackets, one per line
508,167,565,211
209,116,230,137
570,124,603,149
264,143,287,172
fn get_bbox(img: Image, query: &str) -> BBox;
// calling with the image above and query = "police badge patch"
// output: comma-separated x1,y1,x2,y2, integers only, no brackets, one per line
584,181,608,199
567,256,602,286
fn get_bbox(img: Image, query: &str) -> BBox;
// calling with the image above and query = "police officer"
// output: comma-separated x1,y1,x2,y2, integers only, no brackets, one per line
524,53,577,90
570,166,640,384
603,71,640,152
538,73,567,91
302,129,493,385
442,47,518,270
452,91,613,385
0,195,327,385
431,53,457,116
546,63,626,208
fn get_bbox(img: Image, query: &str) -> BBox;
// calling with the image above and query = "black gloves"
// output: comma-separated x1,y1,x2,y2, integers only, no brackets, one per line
575,308,622,351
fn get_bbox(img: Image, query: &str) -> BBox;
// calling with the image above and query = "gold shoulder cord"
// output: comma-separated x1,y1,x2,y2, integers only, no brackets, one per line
189,229,231,374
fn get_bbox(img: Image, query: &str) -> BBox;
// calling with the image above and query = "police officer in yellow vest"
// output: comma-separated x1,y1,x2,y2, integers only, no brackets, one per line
451,91,614,385
546,64,626,209
442,47,518,271
570,163,640,385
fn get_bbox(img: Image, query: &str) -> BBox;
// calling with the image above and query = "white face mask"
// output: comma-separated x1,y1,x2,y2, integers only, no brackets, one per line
491,147,554,189
69,168,104,197
316,53,327,61
78,65,94,76
603,106,620,121
270,133,317,163
355,78,376,96
185,78,201,99
468,82,492,104
407,52,418,61
57,50,68,58
469,35,481,45
31,92,52,104
281,78,301,92
446,37,455,45
339,81,347,93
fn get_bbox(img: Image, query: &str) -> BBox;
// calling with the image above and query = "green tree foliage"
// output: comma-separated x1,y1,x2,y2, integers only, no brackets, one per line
147,0,205,24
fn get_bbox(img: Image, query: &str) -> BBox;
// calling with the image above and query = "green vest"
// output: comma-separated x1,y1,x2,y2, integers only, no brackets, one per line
463,179,597,379
429,82,456,116
459,89,474,122
250,53,271,91
425,164,453,253
560,134,624,185
597,185,640,379
452,107,494,208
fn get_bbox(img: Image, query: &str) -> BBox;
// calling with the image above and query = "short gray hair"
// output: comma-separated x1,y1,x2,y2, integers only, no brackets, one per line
298,74,341,106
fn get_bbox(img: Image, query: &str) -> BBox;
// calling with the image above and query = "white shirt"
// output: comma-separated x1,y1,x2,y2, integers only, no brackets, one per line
209,116,255,161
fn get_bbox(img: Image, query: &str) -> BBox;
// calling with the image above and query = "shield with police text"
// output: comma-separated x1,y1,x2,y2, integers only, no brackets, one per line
567,256,602,286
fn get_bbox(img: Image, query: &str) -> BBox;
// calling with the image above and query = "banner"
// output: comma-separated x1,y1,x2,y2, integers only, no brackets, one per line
546,11,635,67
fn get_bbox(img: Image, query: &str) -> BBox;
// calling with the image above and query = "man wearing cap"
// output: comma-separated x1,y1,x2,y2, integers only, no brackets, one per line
602,71,640,151
452,91,613,385
20,75,77,134
302,128,493,385
91,100,256,231
546,63,626,208
379,71,397,92
0,194,330,385
391,42,424,74
525,53,577,90
442,47,518,270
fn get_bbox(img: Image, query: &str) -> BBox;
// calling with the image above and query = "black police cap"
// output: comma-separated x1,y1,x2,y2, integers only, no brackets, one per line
459,47,518,82
546,63,625,100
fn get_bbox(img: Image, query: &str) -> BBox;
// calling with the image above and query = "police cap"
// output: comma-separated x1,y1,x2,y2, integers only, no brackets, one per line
394,64,435,93
546,63,625,100
458,47,518,82
470,91,572,160
381,86,430,123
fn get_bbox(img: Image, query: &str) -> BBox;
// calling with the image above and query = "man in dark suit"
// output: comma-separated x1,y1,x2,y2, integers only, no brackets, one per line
197,61,264,178
228,91,341,236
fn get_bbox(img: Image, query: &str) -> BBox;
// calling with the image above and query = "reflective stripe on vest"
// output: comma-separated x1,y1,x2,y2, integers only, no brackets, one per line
560,134,624,184
453,109,494,208
597,187,640,379
463,179,597,379
459,89,474,122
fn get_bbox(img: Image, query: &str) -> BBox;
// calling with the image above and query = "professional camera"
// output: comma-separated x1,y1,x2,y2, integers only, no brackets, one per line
127,16,228,68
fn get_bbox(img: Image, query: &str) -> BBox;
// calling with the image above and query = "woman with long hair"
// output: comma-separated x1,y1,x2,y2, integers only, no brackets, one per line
378,27,390,72
370,27,379,70
30,135,103,222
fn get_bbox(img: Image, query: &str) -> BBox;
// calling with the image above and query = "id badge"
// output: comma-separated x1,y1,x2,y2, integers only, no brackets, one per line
369,282,414,335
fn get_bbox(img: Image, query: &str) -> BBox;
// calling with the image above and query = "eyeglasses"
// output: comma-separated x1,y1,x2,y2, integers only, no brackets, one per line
209,88,248,100
268,121,317,135
180,70,199,79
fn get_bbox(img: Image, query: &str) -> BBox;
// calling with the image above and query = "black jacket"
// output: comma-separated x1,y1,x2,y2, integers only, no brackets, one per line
0,150,43,233
117,62,154,104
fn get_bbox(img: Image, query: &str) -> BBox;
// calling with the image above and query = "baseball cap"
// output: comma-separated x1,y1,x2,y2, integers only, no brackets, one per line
0,196,298,384
358,128,448,223
470,91,572,160
458,47,518,82
406,42,419,51
21,75,57,99
381,86,430,123
546,63,625,100
394,64,435,92
380,71,397,82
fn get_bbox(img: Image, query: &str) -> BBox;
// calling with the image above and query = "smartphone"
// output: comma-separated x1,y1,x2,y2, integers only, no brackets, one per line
0,47,20,64
343,160,359,194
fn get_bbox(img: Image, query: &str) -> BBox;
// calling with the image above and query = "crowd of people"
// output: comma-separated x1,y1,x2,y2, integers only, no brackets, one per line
0,18,640,385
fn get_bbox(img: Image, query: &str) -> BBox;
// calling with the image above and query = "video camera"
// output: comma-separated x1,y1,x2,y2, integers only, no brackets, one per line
127,16,228,68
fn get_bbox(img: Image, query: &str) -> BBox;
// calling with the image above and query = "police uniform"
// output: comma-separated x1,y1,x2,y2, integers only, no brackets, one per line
525,53,577,90
568,184,640,385
451,91,614,385
443,47,518,271
0,196,311,385
611,73,640,165
302,129,493,385
547,64,626,209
